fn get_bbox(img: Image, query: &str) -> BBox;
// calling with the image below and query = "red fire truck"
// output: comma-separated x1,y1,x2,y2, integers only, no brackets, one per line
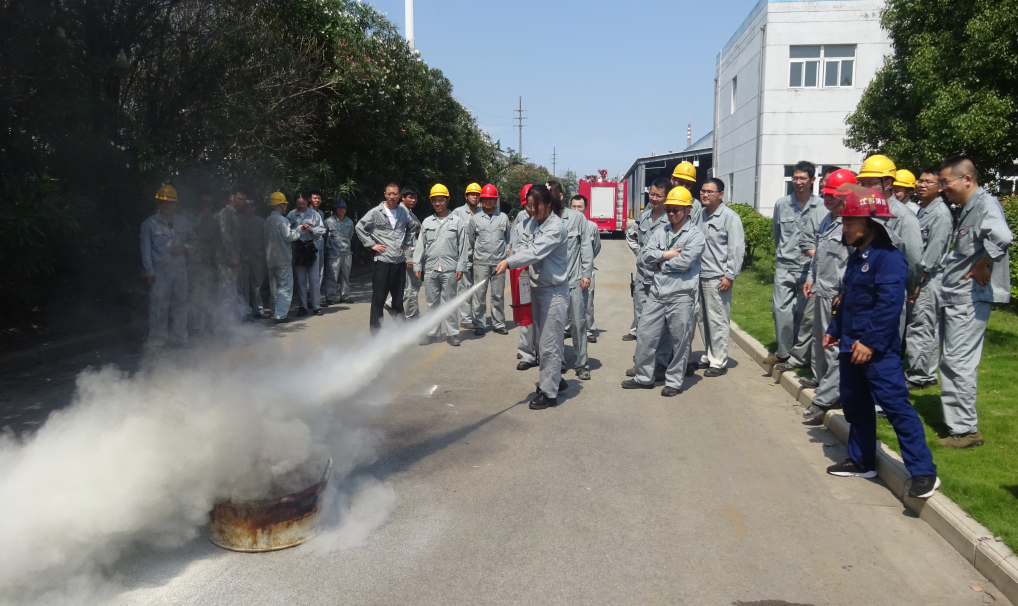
578,171,628,234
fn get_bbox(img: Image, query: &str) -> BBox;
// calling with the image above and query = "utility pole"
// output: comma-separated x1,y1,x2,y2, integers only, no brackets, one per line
405,0,415,50
551,147,557,176
687,124,691,149
514,97,527,160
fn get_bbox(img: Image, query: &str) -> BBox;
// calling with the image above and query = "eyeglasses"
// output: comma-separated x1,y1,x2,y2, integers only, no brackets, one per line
700,189,719,195
938,176,965,188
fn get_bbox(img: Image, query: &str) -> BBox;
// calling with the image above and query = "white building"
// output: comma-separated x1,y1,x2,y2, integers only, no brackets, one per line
712,0,891,218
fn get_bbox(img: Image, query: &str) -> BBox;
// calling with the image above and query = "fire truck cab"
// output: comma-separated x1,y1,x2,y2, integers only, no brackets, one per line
578,176,627,234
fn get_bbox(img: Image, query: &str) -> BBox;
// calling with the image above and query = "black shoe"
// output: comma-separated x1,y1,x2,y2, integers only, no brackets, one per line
473,327,485,336
517,360,537,371
559,378,568,392
704,367,728,377
297,307,308,317
621,379,654,390
273,317,290,324
313,308,323,316
446,336,461,346
494,327,509,335
906,378,938,391
622,333,636,342
320,300,330,308
576,368,591,380
685,363,697,377
661,386,681,397
800,377,820,389
654,364,666,382
907,475,941,499
339,296,352,303
587,335,597,343
564,331,572,340
529,393,556,410
696,361,710,370
826,459,877,478
803,403,830,423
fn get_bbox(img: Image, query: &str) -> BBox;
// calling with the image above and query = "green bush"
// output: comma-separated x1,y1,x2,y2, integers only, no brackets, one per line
729,203,775,268
1001,196,1018,302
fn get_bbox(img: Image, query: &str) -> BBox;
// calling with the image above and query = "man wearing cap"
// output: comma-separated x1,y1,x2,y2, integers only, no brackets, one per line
891,170,920,215
323,199,355,305
400,187,423,318
622,186,705,396
903,168,953,391
453,183,482,328
512,185,539,370
548,180,594,381
264,192,304,323
356,182,416,331
415,184,469,346
141,185,196,348
670,161,704,225
766,161,824,370
468,184,511,336
935,155,1013,449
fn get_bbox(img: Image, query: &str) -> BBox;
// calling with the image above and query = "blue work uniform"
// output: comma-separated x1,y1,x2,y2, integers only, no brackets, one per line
826,236,936,478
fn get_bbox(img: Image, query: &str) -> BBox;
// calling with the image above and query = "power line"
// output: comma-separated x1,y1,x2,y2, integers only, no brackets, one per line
514,97,527,160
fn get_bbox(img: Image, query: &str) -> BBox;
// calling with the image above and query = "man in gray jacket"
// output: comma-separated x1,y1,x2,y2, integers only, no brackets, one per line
323,200,355,304
401,187,423,318
356,182,417,331
694,178,745,376
214,186,247,329
414,185,469,346
468,185,511,335
935,155,1013,449
565,195,602,343
263,192,304,323
453,184,481,328
904,168,953,390
141,185,196,348
549,181,594,380
239,199,266,319
288,193,326,316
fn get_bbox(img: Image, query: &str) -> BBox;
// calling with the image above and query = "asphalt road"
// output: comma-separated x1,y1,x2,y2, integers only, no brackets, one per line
2,239,1007,606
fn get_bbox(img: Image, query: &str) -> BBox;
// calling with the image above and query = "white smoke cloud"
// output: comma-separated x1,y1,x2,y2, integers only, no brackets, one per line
0,282,484,604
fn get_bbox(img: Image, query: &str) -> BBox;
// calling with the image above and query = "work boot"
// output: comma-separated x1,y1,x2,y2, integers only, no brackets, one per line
802,402,830,424
576,368,591,381
685,363,697,377
800,377,820,389
446,336,461,347
661,386,681,397
339,296,352,303
320,300,330,308
313,308,323,316
587,335,597,343
907,475,941,499
906,378,938,391
517,360,537,371
564,331,572,340
297,307,308,317
273,317,290,324
826,459,877,479
704,367,728,377
494,327,509,335
774,361,798,372
762,354,788,366
474,327,485,336
937,431,984,449
621,379,654,390
529,393,556,410
622,333,636,342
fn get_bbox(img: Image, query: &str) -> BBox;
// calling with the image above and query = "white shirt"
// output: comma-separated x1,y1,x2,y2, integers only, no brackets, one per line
384,206,397,228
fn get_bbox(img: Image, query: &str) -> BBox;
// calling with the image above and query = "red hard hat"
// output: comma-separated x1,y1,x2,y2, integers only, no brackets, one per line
836,184,895,218
520,183,533,205
821,168,857,194
480,184,498,199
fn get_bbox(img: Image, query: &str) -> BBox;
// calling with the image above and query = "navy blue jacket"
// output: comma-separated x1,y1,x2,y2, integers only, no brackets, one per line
826,237,907,354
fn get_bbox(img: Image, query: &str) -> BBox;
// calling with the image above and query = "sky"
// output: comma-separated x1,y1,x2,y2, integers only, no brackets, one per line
366,0,762,178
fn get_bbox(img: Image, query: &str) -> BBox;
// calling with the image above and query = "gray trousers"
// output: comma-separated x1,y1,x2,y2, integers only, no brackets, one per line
635,281,672,367
811,296,840,407
565,284,589,370
147,266,188,346
187,262,214,331
472,264,506,329
241,258,265,316
773,264,812,362
565,273,597,337
293,254,322,311
532,283,569,398
323,254,352,302
215,263,243,329
457,265,475,326
696,277,732,369
635,293,696,389
518,324,537,364
268,264,293,320
403,264,423,318
905,274,941,383
939,301,991,435
425,270,459,338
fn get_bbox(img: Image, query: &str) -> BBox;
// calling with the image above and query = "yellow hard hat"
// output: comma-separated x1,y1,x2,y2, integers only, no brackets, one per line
858,155,897,179
671,162,696,183
892,169,917,188
431,183,451,199
268,191,287,206
465,183,482,195
155,184,178,202
665,186,693,207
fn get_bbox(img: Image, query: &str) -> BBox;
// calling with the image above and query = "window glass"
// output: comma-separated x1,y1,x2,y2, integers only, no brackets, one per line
789,62,803,87
790,45,821,58
804,61,818,87
825,61,840,87
784,165,796,178
840,60,854,86
824,44,856,58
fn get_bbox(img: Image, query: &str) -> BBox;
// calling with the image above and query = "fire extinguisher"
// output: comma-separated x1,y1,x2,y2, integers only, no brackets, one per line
509,266,533,327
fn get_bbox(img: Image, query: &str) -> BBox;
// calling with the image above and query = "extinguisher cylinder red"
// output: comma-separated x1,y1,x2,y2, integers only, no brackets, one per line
509,266,533,327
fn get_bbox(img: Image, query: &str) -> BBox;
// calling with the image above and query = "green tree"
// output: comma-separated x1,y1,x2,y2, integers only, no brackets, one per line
844,0,1018,175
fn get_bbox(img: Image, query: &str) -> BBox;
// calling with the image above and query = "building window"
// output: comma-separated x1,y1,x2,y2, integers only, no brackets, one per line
731,76,737,115
789,45,855,88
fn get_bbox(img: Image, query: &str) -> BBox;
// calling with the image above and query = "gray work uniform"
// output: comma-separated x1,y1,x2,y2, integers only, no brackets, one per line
885,196,925,342
904,197,952,384
183,209,217,332
808,212,849,408
323,215,355,302
510,212,537,363
634,220,706,389
938,188,1013,435
215,205,244,327
239,213,266,317
287,207,326,312
626,207,672,365
452,204,479,326
696,203,745,369
771,194,824,362
469,208,511,330
355,202,415,263
141,213,196,346
402,206,423,317
562,208,594,371
264,212,302,320
413,214,469,338
571,219,602,337
508,212,569,399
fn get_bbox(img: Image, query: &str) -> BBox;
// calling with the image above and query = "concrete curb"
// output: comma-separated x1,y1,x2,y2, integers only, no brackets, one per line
729,321,1018,604
0,325,141,372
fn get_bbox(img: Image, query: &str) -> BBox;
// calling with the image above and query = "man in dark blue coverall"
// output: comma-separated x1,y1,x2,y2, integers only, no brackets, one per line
820,189,940,499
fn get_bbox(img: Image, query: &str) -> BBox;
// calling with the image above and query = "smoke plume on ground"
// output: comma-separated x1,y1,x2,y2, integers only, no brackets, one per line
0,282,484,602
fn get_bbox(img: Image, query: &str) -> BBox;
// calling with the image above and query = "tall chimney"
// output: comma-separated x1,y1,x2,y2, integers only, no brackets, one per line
405,0,415,50
687,124,691,149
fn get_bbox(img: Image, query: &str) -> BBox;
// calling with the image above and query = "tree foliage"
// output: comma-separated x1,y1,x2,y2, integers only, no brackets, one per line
844,0,1018,175
0,0,498,310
